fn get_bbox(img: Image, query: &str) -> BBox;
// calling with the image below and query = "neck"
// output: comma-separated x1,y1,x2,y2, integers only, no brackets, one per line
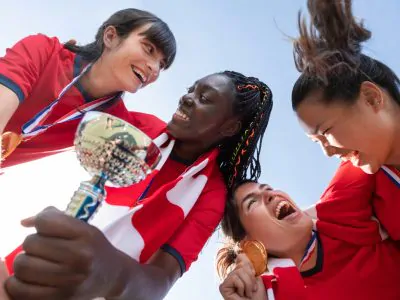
384,103,400,167
172,140,214,162
79,59,120,99
283,231,317,272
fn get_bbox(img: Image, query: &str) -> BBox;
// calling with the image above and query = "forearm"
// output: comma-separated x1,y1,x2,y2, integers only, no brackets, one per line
108,251,173,300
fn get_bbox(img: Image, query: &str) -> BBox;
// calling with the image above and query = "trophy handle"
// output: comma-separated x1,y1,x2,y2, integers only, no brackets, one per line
65,174,107,222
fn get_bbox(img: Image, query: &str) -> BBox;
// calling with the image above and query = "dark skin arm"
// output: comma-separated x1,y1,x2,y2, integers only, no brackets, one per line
4,207,181,300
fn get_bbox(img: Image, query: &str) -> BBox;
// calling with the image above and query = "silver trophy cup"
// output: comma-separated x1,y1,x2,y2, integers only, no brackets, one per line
65,111,161,222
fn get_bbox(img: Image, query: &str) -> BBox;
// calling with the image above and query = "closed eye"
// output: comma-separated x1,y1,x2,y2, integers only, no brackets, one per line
247,198,257,210
322,127,332,135
143,42,155,55
200,94,209,103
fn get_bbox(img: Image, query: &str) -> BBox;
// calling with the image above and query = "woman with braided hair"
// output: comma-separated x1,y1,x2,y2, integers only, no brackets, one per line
1,71,272,300
291,0,400,176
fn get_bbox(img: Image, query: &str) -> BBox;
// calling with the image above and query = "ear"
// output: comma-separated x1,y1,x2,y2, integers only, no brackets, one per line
103,25,119,50
359,81,384,112
220,119,242,138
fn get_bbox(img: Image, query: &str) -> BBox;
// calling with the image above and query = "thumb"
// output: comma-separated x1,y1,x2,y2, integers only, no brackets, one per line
21,206,60,227
20,216,36,227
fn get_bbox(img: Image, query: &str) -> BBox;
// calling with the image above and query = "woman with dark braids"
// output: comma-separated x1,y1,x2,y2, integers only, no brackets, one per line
292,0,400,177
1,71,272,300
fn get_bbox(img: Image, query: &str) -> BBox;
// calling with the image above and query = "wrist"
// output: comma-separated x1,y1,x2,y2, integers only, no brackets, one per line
105,250,142,299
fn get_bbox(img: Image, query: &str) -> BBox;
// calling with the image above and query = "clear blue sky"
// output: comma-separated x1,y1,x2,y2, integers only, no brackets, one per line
0,1,399,299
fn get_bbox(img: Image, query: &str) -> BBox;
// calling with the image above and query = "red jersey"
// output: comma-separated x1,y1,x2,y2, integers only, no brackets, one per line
261,162,400,300
0,34,131,168
301,162,400,299
5,111,227,275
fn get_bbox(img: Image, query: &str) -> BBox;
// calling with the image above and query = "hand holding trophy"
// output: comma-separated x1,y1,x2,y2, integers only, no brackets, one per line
65,111,161,222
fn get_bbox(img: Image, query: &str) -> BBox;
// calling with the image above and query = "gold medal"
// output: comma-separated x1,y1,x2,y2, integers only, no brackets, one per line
241,240,268,276
1,132,23,159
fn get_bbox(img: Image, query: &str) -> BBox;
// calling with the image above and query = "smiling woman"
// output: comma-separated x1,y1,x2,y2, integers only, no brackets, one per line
217,161,400,300
0,8,176,168
291,0,400,174
2,70,273,300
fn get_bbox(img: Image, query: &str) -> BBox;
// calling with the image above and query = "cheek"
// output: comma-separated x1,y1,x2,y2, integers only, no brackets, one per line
243,211,280,241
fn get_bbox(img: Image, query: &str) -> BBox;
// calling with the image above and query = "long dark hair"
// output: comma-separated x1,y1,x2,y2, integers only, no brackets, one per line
218,72,273,190
214,70,273,278
64,8,176,69
291,0,400,110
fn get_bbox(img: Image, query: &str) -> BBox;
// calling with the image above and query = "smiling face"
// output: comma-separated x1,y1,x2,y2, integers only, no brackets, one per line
101,23,166,94
295,84,396,174
234,182,313,257
167,73,241,146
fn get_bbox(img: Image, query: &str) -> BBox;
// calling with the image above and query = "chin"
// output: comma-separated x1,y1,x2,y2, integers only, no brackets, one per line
359,162,381,174
166,122,178,138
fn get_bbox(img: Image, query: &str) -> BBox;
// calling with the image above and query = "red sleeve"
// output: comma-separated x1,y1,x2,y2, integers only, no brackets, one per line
0,34,58,102
3,245,23,274
316,161,381,245
127,111,166,139
161,177,226,274
373,167,400,240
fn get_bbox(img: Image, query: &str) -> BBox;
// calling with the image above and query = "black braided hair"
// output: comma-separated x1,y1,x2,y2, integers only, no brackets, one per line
218,71,273,189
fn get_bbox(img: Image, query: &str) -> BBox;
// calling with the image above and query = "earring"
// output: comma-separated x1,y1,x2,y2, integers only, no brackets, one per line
240,240,268,276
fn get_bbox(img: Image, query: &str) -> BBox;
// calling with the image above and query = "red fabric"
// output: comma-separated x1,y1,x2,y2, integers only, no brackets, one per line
0,34,131,168
374,166,400,240
261,162,400,300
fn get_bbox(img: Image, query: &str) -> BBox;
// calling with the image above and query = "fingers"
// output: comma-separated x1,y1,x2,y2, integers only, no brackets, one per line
5,276,73,300
13,254,86,287
23,207,89,239
22,234,92,273
219,256,258,299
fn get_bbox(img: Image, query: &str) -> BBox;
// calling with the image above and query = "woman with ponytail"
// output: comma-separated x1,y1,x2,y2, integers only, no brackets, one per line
218,161,400,300
292,0,400,176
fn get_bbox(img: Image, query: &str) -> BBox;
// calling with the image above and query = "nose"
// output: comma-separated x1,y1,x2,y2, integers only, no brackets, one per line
181,94,194,107
314,135,338,157
262,189,275,205
146,59,161,81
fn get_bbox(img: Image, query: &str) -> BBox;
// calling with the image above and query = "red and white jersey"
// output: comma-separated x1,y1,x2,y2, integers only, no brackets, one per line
0,34,131,168
5,112,227,275
262,162,400,300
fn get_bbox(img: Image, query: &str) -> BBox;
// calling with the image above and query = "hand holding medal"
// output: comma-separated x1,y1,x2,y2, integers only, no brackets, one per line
240,240,268,276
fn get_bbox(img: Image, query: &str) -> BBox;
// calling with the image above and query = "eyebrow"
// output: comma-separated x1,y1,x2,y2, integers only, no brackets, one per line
191,81,219,94
239,184,271,210
240,192,256,211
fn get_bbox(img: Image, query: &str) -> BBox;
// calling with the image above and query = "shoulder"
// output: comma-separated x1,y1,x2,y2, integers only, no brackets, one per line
11,33,63,53
320,161,375,201
127,111,166,139
196,165,227,212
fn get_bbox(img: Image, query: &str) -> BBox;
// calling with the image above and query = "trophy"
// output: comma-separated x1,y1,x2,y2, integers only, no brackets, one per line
65,111,161,222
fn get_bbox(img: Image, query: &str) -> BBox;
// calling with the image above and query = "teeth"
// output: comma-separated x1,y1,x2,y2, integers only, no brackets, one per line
275,200,290,219
175,109,189,120
131,66,147,83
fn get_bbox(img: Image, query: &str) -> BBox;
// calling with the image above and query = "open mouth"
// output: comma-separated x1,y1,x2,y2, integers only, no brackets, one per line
131,66,147,84
174,108,190,121
275,199,296,220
